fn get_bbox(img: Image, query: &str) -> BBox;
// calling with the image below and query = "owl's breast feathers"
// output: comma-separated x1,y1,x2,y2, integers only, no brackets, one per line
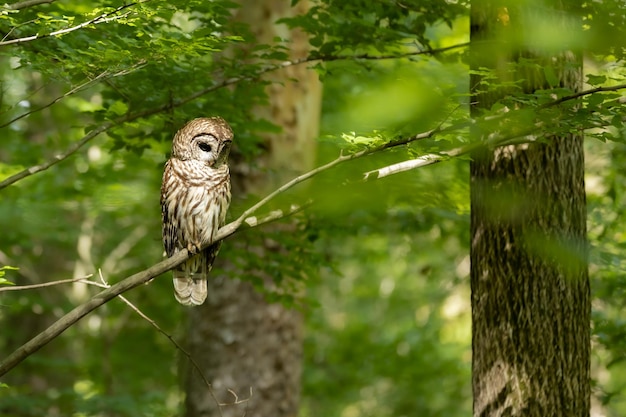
160,157,231,258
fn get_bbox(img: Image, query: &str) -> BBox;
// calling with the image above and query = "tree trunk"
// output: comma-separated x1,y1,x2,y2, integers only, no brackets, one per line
182,1,321,417
470,2,590,416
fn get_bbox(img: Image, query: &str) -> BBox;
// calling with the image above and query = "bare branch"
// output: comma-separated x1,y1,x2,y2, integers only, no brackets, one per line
0,2,140,47
364,154,443,180
1,62,146,128
0,200,307,376
541,82,626,109
0,274,93,291
7,0,56,10
90,270,223,411
363,139,480,179
0,120,115,189
307,42,469,62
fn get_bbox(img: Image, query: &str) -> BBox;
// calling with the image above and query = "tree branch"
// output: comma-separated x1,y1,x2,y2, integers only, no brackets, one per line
0,2,140,47
0,114,449,376
0,275,93,291
308,42,469,62
362,110,590,181
0,100,569,375
0,121,115,189
541,82,626,108
7,0,55,10
2,71,619,192
0,202,307,376
1,63,146,129
88,271,226,413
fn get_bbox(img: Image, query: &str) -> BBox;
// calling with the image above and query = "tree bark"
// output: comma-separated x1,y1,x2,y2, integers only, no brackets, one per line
182,1,321,417
470,2,590,416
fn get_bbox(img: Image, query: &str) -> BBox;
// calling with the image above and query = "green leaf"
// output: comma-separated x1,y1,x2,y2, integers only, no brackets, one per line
586,74,607,86
587,93,605,108
0,265,18,274
0,265,18,285
107,101,129,117
0,277,15,285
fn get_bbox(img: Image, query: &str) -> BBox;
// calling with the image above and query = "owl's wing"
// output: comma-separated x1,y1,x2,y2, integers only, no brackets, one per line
161,161,179,257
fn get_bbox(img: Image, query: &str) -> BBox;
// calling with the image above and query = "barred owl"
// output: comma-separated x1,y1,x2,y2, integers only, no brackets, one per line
160,117,233,306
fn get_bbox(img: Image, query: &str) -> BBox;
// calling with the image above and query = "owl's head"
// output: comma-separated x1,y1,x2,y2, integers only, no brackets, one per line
171,117,234,167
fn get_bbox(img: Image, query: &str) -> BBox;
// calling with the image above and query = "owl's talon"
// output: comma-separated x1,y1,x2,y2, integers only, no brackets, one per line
187,242,201,254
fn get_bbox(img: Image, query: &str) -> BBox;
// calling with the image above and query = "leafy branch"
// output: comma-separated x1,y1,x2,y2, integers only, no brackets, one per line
361,82,626,180
0,43,469,191
0,103,565,376
0,110,452,376
1,72,623,193
0,2,144,47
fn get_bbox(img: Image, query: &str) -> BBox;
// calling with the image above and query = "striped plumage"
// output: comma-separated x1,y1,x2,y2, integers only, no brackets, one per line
160,117,233,306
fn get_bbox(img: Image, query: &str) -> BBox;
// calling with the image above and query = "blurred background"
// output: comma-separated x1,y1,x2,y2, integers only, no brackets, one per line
0,1,625,416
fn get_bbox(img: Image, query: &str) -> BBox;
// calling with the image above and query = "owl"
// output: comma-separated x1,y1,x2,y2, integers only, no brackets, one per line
160,117,233,306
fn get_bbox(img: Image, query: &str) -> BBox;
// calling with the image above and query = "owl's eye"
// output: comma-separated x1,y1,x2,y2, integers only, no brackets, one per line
198,143,212,152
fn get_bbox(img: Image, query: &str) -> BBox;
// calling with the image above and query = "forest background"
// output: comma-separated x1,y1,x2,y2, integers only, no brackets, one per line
1,0,626,416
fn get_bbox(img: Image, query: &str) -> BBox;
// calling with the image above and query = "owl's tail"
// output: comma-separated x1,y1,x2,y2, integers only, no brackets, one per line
173,271,207,306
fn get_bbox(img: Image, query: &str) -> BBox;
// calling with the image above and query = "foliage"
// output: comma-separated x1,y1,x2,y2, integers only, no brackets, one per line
0,266,18,286
282,0,468,56
0,0,625,416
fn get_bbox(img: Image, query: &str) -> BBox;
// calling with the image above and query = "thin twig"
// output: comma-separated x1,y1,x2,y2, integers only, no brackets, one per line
0,120,115,189
0,3,141,47
1,62,147,128
0,203,301,376
0,274,93,291
91,270,227,414
1,74,106,128
307,42,469,62
7,0,56,10
2,18,38,42
540,83,626,108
